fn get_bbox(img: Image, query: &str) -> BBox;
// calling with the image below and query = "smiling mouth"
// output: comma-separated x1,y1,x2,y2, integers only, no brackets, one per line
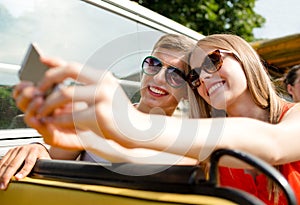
149,86,167,95
207,82,224,96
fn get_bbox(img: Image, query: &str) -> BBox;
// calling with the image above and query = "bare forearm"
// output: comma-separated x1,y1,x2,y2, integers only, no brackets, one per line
79,131,197,164
49,147,81,160
123,116,297,167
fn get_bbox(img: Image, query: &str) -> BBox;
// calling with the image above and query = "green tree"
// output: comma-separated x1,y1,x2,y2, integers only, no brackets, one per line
0,86,23,129
134,0,265,42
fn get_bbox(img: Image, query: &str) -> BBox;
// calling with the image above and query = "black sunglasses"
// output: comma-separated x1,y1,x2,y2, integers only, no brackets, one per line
142,56,186,88
187,49,240,89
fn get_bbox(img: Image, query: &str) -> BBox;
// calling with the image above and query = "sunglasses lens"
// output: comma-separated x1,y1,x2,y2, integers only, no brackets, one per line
165,67,186,88
204,50,223,73
142,56,185,88
187,50,223,89
142,57,162,75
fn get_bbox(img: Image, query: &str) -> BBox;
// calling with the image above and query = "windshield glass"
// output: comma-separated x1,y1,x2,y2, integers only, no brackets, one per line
0,0,165,129
1,0,138,64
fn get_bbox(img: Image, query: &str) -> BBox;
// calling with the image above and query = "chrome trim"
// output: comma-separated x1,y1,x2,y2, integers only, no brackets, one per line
82,0,203,41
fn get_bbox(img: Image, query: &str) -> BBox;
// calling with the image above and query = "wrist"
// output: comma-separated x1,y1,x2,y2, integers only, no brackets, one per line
30,142,50,154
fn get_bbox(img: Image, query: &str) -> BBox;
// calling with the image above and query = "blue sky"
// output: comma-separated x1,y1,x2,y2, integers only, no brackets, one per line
253,0,300,39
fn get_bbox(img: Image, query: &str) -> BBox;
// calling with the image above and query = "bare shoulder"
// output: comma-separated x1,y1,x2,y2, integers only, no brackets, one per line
281,103,300,121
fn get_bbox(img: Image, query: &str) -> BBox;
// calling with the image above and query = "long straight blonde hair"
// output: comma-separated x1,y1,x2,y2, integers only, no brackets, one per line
188,34,285,124
187,34,287,203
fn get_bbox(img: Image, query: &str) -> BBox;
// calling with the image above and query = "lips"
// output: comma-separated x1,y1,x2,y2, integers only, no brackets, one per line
207,81,225,96
148,86,168,96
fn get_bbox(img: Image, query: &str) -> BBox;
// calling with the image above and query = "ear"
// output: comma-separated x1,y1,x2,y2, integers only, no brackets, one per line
287,84,294,96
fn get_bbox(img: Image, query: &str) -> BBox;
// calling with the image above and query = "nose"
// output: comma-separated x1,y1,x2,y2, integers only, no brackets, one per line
153,66,166,84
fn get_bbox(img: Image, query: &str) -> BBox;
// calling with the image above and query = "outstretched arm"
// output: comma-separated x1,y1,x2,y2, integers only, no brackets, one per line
76,130,197,165
39,83,300,167
30,57,300,167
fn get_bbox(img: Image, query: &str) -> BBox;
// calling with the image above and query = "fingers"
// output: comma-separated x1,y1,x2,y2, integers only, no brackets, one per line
14,83,42,112
37,62,98,93
24,97,47,130
0,149,19,189
41,114,75,129
39,56,73,93
37,65,80,93
37,85,98,118
38,74,123,133
15,145,50,180
0,144,50,190
40,105,96,132
39,58,110,93
12,81,34,99
37,86,75,117
40,56,67,68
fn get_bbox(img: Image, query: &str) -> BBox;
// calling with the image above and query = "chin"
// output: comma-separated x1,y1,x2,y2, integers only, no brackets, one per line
209,98,227,110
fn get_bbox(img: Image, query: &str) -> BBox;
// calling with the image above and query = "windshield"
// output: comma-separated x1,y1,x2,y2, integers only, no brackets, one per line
0,0,166,129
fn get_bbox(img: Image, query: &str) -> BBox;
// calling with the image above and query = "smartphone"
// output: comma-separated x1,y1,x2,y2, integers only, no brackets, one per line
18,43,56,97
18,43,48,85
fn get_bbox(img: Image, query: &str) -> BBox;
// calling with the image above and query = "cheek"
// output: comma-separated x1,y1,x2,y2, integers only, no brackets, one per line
222,61,247,88
139,75,149,97
197,86,207,99
233,69,247,89
140,75,151,88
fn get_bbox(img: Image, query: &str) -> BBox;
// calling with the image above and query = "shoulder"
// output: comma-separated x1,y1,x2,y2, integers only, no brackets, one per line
280,102,300,121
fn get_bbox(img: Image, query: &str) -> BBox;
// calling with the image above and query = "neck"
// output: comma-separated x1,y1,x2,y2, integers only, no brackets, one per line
226,92,269,122
227,104,269,122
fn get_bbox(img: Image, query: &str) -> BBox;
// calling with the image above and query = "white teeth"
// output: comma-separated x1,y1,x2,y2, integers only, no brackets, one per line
149,86,166,95
208,82,223,96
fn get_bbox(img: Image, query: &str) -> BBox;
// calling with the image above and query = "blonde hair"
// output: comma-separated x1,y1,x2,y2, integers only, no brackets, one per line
188,34,287,203
188,34,285,124
152,34,197,74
